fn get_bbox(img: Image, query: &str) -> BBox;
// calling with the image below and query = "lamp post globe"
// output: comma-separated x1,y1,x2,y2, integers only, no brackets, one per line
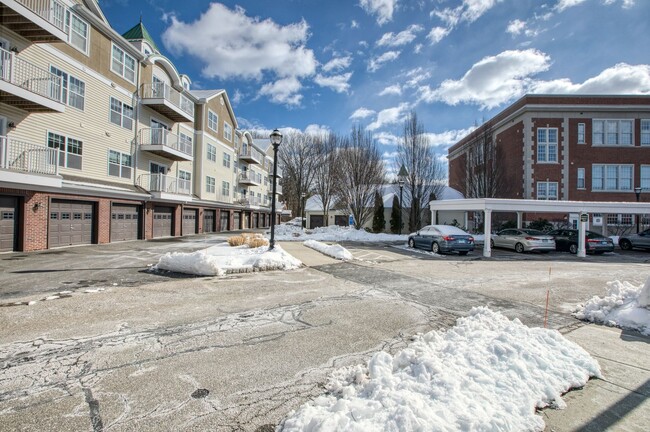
269,129,282,250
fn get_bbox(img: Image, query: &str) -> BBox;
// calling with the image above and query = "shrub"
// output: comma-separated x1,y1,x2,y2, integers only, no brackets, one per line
527,218,553,232
227,235,246,247
247,237,269,248
227,233,269,248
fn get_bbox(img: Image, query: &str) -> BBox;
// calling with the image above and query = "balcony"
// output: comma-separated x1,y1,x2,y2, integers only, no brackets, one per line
239,145,263,165
275,184,283,195
215,191,232,204
137,173,192,202
0,47,65,112
0,135,62,187
139,128,193,162
238,171,260,186
0,0,68,42
265,161,283,178
140,82,194,122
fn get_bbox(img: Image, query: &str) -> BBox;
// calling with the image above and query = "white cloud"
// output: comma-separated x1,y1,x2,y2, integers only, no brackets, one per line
305,124,331,136
555,0,588,12
379,85,402,96
232,89,243,105
427,26,450,44
359,0,397,25
414,43,423,54
368,50,401,72
423,128,477,148
429,0,503,44
350,107,376,119
322,56,353,72
376,24,423,47
403,67,432,88
314,72,353,93
367,103,410,131
351,20,360,28
530,63,650,94
506,19,526,35
374,132,401,146
259,77,303,106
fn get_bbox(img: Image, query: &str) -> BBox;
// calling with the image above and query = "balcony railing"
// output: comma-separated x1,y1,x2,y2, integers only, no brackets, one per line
238,171,260,185
264,161,283,178
239,145,263,164
139,128,193,159
137,173,191,195
14,0,67,31
1,135,58,175
275,184,283,195
216,191,232,203
0,46,62,103
140,82,194,121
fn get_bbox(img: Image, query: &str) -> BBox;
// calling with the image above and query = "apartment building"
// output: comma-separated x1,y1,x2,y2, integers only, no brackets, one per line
0,0,282,252
448,94,650,229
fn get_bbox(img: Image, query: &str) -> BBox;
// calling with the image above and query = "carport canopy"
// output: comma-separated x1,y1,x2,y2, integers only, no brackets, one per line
429,198,650,257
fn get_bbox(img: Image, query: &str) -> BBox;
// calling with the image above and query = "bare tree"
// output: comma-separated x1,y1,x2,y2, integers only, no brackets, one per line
464,120,506,198
311,132,341,225
337,126,385,229
277,132,318,218
396,111,446,232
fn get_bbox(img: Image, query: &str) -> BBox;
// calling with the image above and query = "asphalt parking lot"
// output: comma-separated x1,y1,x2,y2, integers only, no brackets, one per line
0,236,649,431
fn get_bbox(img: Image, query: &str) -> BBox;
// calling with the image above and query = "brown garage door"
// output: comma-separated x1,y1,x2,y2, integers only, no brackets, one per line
220,211,229,231
310,215,324,228
182,209,197,235
111,204,140,242
153,206,173,238
49,200,94,248
0,196,17,252
203,210,215,233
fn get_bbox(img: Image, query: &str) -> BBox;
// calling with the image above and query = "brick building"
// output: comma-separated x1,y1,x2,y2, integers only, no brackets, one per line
448,94,650,230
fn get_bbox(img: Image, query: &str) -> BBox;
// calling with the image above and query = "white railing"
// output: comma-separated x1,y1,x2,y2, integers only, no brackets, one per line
238,172,260,184
276,184,283,194
140,82,194,117
239,145,263,164
216,191,232,203
137,173,191,195
0,136,58,175
139,128,192,157
15,0,67,32
248,196,261,206
0,46,62,102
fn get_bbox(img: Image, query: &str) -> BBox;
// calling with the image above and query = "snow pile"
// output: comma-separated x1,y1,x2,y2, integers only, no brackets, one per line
574,278,650,336
304,240,353,261
280,307,600,432
153,243,302,276
273,224,408,242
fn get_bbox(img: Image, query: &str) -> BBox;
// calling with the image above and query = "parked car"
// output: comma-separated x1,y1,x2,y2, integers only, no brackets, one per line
490,228,555,253
618,228,650,251
547,229,615,254
408,225,475,255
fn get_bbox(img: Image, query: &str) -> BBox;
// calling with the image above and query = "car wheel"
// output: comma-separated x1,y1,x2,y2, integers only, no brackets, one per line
569,243,578,254
515,242,525,253
490,239,495,248
619,239,632,251
431,242,440,254
408,238,415,248
458,251,468,256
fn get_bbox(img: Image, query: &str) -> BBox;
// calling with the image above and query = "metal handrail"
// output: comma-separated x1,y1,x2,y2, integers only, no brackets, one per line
239,145,263,164
0,135,58,175
14,0,67,32
137,173,192,195
139,128,193,157
140,82,194,117
0,46,62,101
238,172,260,184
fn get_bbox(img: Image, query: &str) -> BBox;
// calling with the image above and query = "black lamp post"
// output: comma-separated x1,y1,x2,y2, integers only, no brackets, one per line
397,165,408,234
301,192,307,229
269,129,282,250
635,186,642,233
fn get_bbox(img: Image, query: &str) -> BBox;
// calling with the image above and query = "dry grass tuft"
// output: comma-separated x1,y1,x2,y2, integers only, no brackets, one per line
227,233,269,248
227,235,246,247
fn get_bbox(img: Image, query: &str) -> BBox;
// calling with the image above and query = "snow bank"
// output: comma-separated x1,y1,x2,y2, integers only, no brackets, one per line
304,240,353,261
153,243,302,276
574,278,650,336
274,224,408,242
280,307,600,432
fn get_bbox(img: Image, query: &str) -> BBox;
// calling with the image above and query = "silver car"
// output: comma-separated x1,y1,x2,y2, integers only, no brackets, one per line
619,228,650,251
491,228,556,253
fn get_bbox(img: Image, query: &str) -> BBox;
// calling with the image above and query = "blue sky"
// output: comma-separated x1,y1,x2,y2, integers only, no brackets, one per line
101,0,650,168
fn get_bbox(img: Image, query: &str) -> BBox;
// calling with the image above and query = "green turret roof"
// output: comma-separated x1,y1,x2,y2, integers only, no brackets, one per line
122,21,159,53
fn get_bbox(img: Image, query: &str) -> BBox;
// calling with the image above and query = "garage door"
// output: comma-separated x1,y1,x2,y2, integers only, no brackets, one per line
334,215,348,226
0,196,17,252
182,209,197,235
233,212,241,230
153,206,173,238
220,211,229,231
310,215,324,228
49,200,94,248
203,210,215,233
111,204,140,242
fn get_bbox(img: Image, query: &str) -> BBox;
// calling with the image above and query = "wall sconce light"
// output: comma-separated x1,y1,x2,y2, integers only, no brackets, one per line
10,47,19,54
7,122,16,130
32,202,42,211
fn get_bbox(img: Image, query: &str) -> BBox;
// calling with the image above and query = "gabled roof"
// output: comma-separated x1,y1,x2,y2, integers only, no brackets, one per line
252,138,272,153
122,21,160,53
190,90,225,100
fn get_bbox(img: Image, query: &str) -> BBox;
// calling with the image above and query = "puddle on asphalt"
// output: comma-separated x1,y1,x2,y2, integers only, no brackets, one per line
191,388,210,399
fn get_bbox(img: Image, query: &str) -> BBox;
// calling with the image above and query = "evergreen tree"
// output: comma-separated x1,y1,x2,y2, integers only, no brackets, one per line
372,191,385,233
389,195,401,234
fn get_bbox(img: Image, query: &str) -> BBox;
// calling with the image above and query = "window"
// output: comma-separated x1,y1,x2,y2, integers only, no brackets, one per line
592,164,633,191
592,120,634,146
48,132,82,169
607,214,634,225
50,67,85,110
641,165,650,190
641,120,650,146
207,144,216,162
536,181,558,200
577,123,585,144
208,110,218,132
110,97,133,129
223,152,231,168
108,150,131,179
179,132,192,153
222,181,230,196
69,13,88,54
577,168,585,189
224,122,233,142
537,128,558,163
111,44,136,83
206,176,215,193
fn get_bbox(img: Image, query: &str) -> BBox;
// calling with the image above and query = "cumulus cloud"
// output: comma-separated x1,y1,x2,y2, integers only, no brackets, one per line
555,0,588,11
368,50,401,72
427,26,450,44
305,124,331,136
367,103,410,131
350,107,376,119
506,19,526,35
379,84,402,96
259,77,303,106
374,132,401,146
314,72,353,93
322,56,353,72
377,24,423,47
423,127,477,148
429,0,503,44
530,63,650,94
360,0,397,25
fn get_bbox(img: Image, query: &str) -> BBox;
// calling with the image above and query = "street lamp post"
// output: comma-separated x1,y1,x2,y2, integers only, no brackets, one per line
301,192,307,229
397,165,408,235
635,186,642,233
269,129,282,250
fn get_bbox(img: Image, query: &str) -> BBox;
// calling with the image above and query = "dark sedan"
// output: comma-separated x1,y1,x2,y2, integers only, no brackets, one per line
547,229,615,254
408,225,475,255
